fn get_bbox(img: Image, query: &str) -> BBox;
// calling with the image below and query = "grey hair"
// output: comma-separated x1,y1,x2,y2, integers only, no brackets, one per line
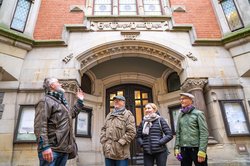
43,77,58,92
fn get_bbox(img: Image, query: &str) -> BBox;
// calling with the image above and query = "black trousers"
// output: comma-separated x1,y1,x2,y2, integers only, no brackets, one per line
180,147,208,166
144,150,168,166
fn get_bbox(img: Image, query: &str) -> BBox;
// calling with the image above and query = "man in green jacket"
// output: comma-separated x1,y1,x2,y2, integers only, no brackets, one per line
174,93,209,166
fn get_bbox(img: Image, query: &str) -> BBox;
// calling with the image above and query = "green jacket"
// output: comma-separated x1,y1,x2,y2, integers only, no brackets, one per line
174,108,208,154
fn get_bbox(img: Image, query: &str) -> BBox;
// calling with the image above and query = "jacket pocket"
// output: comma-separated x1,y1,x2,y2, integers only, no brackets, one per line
112,141,124,158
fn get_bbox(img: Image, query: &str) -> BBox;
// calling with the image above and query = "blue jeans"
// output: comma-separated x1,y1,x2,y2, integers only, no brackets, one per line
38,151,68,166
105,158,128,166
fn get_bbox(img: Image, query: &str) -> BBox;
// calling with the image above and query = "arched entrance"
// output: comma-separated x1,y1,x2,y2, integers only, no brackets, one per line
76,40,185,165
106,84,153,165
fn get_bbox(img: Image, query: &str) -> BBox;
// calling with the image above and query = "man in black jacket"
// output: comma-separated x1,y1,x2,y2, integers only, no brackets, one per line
34,77,84,166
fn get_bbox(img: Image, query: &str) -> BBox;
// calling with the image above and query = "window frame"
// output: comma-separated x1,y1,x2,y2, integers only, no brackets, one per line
118,0,138,16
219,100,250,137
10,0,32,32
142,0,163,16
93,0,113,16
168,105,181,135
0,92,4,119
81,74,92,94
92,0,165,16
14,105,36,143
75,107,92,138
167,72,181,93
220,0,244,32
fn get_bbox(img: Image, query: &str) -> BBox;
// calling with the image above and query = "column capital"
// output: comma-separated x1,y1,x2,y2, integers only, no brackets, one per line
181,78,208,92
60,79,80,94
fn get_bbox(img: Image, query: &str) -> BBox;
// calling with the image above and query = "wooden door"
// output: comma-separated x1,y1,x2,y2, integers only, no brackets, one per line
106,84,153,165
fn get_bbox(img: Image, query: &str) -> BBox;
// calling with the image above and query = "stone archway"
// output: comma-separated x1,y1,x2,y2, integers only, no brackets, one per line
76,40,185,74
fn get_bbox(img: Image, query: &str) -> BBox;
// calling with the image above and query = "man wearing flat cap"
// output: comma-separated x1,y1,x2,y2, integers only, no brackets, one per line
100,95,136,166
174,92,209,166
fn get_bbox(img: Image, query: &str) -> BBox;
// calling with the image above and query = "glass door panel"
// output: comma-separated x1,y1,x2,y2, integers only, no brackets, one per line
106,84,153,165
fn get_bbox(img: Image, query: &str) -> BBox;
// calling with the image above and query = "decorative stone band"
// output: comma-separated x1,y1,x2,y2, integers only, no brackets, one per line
181,78,208,92
77,41,184,74
90,21,169,31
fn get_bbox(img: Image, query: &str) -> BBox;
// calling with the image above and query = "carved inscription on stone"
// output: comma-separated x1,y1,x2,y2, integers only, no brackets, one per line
90,21,169,31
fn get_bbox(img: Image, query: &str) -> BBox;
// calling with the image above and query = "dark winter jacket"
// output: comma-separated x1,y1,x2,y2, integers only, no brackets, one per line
34,95,84,153
137,117,173,154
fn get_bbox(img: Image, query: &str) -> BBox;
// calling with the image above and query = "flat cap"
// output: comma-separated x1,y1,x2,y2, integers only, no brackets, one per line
180,93,195,99
113,95,126,101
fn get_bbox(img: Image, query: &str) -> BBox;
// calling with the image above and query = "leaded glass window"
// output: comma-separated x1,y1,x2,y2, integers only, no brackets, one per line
143,0,162,15
119,0,137,15
221,0,243,31
167,72,181,93
94,0,112,16
0,0,3,7
0,92,4,119
10,0,32,32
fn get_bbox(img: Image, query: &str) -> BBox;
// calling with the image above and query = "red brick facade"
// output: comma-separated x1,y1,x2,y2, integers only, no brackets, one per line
34,0,85,40
34,0,221,40
170,0,222,38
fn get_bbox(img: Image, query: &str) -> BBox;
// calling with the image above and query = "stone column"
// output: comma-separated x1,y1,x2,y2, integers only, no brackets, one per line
60,79,81,166
181,78,208,117
60,79,81,106
181,78,217,144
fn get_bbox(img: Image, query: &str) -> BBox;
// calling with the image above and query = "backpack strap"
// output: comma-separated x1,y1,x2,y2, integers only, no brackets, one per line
158,117,165,136
142,118,164,134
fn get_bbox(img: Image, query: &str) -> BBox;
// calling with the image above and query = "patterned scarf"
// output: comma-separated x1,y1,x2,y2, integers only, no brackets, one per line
111,107,125,115
142,113,160,135
47,91,69,108
181,105,195,113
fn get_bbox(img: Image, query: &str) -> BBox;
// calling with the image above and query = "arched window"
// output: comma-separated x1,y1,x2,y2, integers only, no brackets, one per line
167,72,180,92
81,74,92,94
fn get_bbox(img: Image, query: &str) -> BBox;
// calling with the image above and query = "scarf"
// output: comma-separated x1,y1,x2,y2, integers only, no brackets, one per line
181,105,195,113
111,107,125,115
47,91,69,108
142,113,160,135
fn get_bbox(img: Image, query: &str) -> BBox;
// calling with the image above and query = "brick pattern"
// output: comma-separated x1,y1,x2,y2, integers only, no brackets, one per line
170,0,222,38
34,0,85,40
34,0,221,40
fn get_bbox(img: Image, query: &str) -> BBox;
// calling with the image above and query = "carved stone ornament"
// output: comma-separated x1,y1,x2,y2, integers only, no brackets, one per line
60,79,80,94
76,41,184,73
90,21,169,31
121,31,140,40
181,78,208,92
186,52,197,61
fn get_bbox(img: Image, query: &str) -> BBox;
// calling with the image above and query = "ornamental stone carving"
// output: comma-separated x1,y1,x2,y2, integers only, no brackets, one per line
121,31,140,40
60,79,80,94
90,21,169,31
181,78,208,92
77,41,184,73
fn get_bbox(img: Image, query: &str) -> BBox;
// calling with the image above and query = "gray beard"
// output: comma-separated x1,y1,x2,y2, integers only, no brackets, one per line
56,86,65,93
